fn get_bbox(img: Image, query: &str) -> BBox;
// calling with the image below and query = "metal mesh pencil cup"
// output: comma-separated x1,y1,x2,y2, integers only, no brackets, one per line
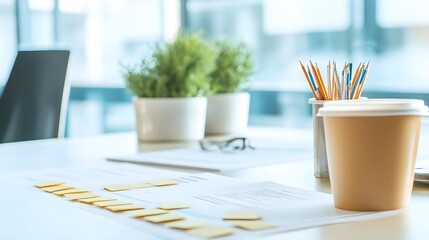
309,98,329,178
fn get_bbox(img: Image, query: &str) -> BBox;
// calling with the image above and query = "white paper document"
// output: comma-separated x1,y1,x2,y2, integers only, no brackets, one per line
9,165,400,240
107,146,312,172
119,180,398,238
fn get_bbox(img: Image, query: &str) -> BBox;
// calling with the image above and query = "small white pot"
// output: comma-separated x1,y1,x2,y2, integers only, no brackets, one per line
205,92,250,135
134,97,207,142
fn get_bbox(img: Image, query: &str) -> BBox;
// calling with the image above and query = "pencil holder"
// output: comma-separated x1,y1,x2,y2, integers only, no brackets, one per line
309,98,330,178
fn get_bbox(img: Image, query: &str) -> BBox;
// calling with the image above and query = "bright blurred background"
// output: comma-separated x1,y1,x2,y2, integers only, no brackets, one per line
1,0,429,136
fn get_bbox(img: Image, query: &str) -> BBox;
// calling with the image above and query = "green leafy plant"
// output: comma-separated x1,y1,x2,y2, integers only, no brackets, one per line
209,40,254,93
125,32,215,98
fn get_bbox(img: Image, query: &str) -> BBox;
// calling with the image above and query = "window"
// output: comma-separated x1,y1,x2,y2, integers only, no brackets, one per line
3,0,429,136
0,0,16,85
183,0,429,128
57,0,180,83
374,0,429,90
186,0,429,91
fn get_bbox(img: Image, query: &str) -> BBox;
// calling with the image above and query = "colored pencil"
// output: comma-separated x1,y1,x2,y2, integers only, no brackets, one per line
300,60,370,101
355,61,370,98
299,61,319,100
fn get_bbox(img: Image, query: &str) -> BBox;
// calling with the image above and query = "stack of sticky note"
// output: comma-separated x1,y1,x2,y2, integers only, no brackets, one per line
35,182,94,197
35,181,102,199
34,181,235,238
35,181,277,239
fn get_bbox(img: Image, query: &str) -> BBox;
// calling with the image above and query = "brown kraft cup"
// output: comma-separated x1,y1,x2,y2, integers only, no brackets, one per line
318,99,428,211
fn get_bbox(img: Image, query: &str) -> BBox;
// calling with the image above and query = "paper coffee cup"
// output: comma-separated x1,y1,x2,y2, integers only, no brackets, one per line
318,99,428,211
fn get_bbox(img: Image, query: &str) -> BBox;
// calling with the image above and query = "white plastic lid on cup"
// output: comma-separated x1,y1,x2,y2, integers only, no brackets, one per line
318,99,429,117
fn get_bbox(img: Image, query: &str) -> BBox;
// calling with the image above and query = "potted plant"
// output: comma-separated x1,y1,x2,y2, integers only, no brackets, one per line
125,32,215,141
205,39,254,135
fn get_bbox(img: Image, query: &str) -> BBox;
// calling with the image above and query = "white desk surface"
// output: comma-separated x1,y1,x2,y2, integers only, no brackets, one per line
1,127,429,240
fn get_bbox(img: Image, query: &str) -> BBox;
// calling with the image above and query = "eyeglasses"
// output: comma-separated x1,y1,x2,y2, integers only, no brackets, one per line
199,137,255,153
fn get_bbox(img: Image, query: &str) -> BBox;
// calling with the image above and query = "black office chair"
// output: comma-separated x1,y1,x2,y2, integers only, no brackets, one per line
0,50,70,143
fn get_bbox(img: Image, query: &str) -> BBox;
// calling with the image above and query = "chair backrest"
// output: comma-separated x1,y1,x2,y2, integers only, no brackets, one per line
0,50,70,143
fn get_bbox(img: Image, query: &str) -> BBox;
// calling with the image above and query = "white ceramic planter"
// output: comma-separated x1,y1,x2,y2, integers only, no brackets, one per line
205,92,250,135
134,97,207,142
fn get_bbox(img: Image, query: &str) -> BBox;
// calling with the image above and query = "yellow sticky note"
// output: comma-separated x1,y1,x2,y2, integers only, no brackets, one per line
157,203,189,210
232,220,276,231
144,213,184,223
148,179,178,187
127,208,168,218
64,192,99,201
93,200,132,207
105,204,145,212
78,197,116,204
41,185,73,193
104,182,152,192
54,189,90,196
103,184,129,192
166,220,206,230
187,226,234,238
223,210,261,220
35,181,65,188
